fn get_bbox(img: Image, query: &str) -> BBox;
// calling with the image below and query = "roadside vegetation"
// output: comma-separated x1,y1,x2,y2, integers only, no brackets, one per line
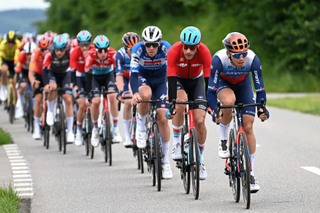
0,183,20,213
0,128,12,145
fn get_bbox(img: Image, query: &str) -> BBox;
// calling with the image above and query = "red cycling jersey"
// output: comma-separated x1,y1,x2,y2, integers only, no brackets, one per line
85,47,117,75
29,49,44,75
70,44,95,75
15,51,31,73
167,41,211,79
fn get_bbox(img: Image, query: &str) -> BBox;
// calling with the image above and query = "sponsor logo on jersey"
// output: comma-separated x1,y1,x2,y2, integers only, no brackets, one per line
198,104,206,110
254,70,260,84
144,60,162,66
137,47,143,56
177,63,188,67
162,45,167,54
191,63,202,67
160,94,166,100
180,57,184,62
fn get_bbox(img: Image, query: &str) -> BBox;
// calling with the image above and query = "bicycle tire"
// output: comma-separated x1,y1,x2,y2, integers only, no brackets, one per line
239,132,251,209
153,123,161,191
228,128,240,202
45,127,50,149
138,149,144,173
59,104,67,154
85,111,92,156
28,94,34,133
42,101,47,147
190,128,200,199
104,112,112,165
9,88,14,124
90,134,94,159
181,126,190,194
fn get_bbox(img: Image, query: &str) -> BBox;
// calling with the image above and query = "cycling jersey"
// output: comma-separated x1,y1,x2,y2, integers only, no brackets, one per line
167,42,211,79
70,44,95,77
84,47,116,75
29,48,45,75
207,49,267,116
43,45,71,73
16,51,31,74
115,47,131,79
0,39,22,61
130,40,171,94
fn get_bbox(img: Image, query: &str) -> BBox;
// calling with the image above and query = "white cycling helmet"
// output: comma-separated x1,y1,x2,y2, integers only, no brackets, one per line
142,26,162,42
23,42,37,54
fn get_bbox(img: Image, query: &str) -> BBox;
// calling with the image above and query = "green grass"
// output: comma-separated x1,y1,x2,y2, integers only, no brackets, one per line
267,95,320,115
0,128,12,145
0,183,20,213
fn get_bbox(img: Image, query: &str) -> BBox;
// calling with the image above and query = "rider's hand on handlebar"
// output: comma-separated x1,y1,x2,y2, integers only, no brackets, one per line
131,93,141,105
44,84,51,93
258,108,268,121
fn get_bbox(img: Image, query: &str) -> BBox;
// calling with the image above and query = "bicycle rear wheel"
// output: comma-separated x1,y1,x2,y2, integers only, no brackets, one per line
181,126,190,194
59,104,67,154
239,132,251,209
104,112,112,166
9,88,14,124
138,149,144,173
153,123,161,191
190,128,200,199
228,128,240,202
45,126,50,149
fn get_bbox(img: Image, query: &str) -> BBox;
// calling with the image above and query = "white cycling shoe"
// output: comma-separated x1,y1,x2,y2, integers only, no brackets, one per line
136,129,147,149
91,129,100,147
162,163,173,179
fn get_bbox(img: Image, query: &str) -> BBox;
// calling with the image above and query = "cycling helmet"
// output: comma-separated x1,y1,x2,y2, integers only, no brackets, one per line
44,31,55,39
222,32,250,53
23,42,37,54
22,37,34,46
122,32,141,49
142,26,162,42
93,35,110,49
53,35,68,48
180,26,202,45
6,31,16,42
15,31,23,41
77,30,92,42
38,37,51,49
71,39,78,47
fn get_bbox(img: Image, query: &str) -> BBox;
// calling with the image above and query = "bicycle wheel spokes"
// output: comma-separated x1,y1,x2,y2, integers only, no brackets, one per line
239,132,250,209
228,128,240,202
190,128,200,199
153,123,161,191
181,127,190,194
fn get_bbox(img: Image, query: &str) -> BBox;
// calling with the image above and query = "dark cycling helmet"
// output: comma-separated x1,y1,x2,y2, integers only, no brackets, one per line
77,30,92,42
38,37,51,49
93,35,110,49
122,32,141,49
53,35,68,48
142,26,162,42
15,31,23,41
6,31,16,42
180,26,202,45
222,32,250,53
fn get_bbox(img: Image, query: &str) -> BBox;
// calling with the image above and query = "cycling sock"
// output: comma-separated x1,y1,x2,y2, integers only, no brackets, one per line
123,119,131,137
137,113,147,131
113,117,119,132
172,125,183,147
34,116,40,130
161,141,170,164
250,153,255,176
76,121,82,131
219,123,230,141
198,143,205,163
66,117,73,132
47,100,55,112
92,119,98,130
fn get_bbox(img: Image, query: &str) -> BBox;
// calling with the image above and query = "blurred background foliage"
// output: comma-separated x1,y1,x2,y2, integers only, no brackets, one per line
36,0,320,92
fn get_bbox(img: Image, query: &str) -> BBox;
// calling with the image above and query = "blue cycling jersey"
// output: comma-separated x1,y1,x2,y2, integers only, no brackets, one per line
115,47,131,79
130,41,171,94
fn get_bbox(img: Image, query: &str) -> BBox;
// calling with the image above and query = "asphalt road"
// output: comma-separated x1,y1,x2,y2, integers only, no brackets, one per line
1,99,320,213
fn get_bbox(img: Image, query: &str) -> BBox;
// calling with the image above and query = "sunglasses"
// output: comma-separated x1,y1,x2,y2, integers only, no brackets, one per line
96,48,109,53
8,41,15,44
125,47,132,51
229,51,248,59
40,48,47,52
145,42,159,48
79,43,90,47
182,43,198,51
54,47,66,52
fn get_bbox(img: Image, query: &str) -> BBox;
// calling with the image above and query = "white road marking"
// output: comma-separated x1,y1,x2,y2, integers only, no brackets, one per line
301,166,320,176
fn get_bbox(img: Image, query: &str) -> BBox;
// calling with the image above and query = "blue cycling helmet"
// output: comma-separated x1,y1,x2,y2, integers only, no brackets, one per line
53,35,68,48
93,35,110,49
77,30,92,42
180,26,202,45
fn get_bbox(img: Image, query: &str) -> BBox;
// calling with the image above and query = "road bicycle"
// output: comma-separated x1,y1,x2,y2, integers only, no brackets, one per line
171,100,207,200
23,81,34,133
140,99,166,191
84,91,94,158
7,78,16,124
216,99,267,209
42,91,51,149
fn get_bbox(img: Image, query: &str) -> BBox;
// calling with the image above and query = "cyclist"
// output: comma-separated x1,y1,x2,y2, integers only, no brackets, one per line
43,34,74,143
116,32,141,148
70,30,95,146
130,26,173,179
29,36,52,139
207,32,270,192
166,26,212,180
85,35,121,147
15,41,37,118
0,31,22,101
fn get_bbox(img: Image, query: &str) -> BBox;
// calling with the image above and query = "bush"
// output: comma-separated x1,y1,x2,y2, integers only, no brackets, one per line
0,128,12,145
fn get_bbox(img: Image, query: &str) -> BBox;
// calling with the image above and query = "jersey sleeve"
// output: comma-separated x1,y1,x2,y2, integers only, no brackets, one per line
130,42,143,75
115,51,124,76
84,52,93,73
69,48,78,71
166,45,178,77
29,50,38,71
201,45,212,78
251,55,267,108
15,52,25,73
43,50,52,68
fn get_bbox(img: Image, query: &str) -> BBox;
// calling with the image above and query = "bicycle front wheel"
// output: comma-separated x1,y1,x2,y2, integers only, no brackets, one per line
28,94,34,133
228,128,240,202
239,132,251,209
181,125,190,194
9,88,14,124
190,128,200,199
153,123,161,191
104,112,112,166
59,104,67,154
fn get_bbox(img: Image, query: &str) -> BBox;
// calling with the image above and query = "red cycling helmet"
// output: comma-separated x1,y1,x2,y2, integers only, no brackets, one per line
38,37,51,49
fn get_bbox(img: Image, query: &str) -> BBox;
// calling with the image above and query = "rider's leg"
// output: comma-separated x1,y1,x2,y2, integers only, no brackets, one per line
172,90,187,147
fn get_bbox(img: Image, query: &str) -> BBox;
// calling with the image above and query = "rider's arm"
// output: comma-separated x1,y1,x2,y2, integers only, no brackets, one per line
129,45,141,95
84,53,93,94
42,50,52,85
201,44,212,95
115,52,124,92
28,50,38,86
166,45,178,102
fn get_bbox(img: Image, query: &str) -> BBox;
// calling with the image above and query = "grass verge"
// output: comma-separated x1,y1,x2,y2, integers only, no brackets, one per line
0,183,20,213
267,95,320,115
0,128,12,145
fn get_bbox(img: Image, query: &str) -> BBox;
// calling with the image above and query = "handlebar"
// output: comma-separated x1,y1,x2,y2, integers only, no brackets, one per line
169,99,208,115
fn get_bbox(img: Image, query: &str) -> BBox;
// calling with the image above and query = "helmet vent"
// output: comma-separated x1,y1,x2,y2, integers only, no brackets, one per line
192,36,198,44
